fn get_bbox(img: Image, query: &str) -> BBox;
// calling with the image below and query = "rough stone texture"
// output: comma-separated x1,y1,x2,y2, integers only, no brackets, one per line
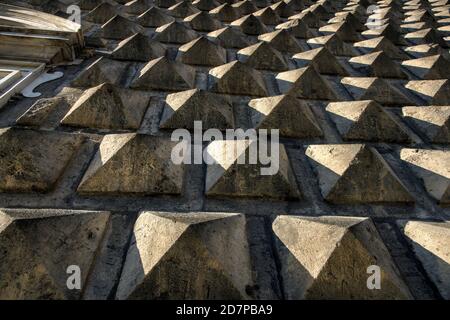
0,127,83,193
401,148,450,204
305,144,414,204
116,212,254,299
402,106,450,144
160,88,234,130
273,215,413,299
326,100,411,142
78,134,184,195
400,220,450,299
205,140,301,199
0,209,110,299
61,83,149,130
0,0,449,301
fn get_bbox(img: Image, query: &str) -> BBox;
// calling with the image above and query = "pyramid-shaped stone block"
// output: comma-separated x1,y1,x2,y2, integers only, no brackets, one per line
275,18,312,38
177,36,227,66
341,77,413,105
0,128,83,193
154,21,199,44
362,23,407,45
61,83,148,130
237,42,288,71
305,144,414,203
293,47,348,76
116,212,253,299
253,7,281,25
111,33,166,62
232,0,258,15
326,100,410,142
405,80,450,105
273,215,412,299
205,140,300,199
100,15,144,40
276,66,337,100
71,58,127,88
184,11,223,32
0,209,110,299
248,95,323,138
209,3,241,23
400,148,450,203
207,26,250,49
160,89,234,130
130,57,196,91
404,28,446,46
137,6,175,27
258,29,301,53
400,220,450,299
402,106,450,144
307,34,355,56
349,51,407,79
193,0,220,11
208,61,268,96
123,0,153,15
319,21,361,42
167,1,200,18
230,14,268,35
78,134,184,195
401,55,450,80
353,36,409,60
85,3,118,24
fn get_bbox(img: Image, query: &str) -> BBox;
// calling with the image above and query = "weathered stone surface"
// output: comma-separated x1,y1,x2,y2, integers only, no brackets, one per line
293,47,348,75
400,220,450,299
273,215,412,299
85,3,118,24
401,55,450,80
61,83,148,130
167,0,200,18
305,144,414,203
0,209,110,299
275,18,312,38
71,58,127,88
349,51,407,79
253,7,281,25
205,140,300,199
319,21,361,42
209,3,241,23
208,61,268,96
207,26,250,48
402,106,450,144
154,21,199,44
100,15,144,40
137,6,175,27
248,94,323,138
130,57,196,91
230,14,268,35
111,34,166,62
326,100,410,142
405,80,450,105
257,29,301,53
276,66,337,100
237,42,288,71
353,36,409,60
177,36,227,66
400,148,450,204
307,34,355,56
160,89,234,130
116,212,253,299
0,128,83,193
341,77,413,105
184,11,223,31
78,134,184,195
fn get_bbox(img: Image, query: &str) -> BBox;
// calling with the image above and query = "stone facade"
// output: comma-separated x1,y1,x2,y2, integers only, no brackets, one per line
0,0,449,300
